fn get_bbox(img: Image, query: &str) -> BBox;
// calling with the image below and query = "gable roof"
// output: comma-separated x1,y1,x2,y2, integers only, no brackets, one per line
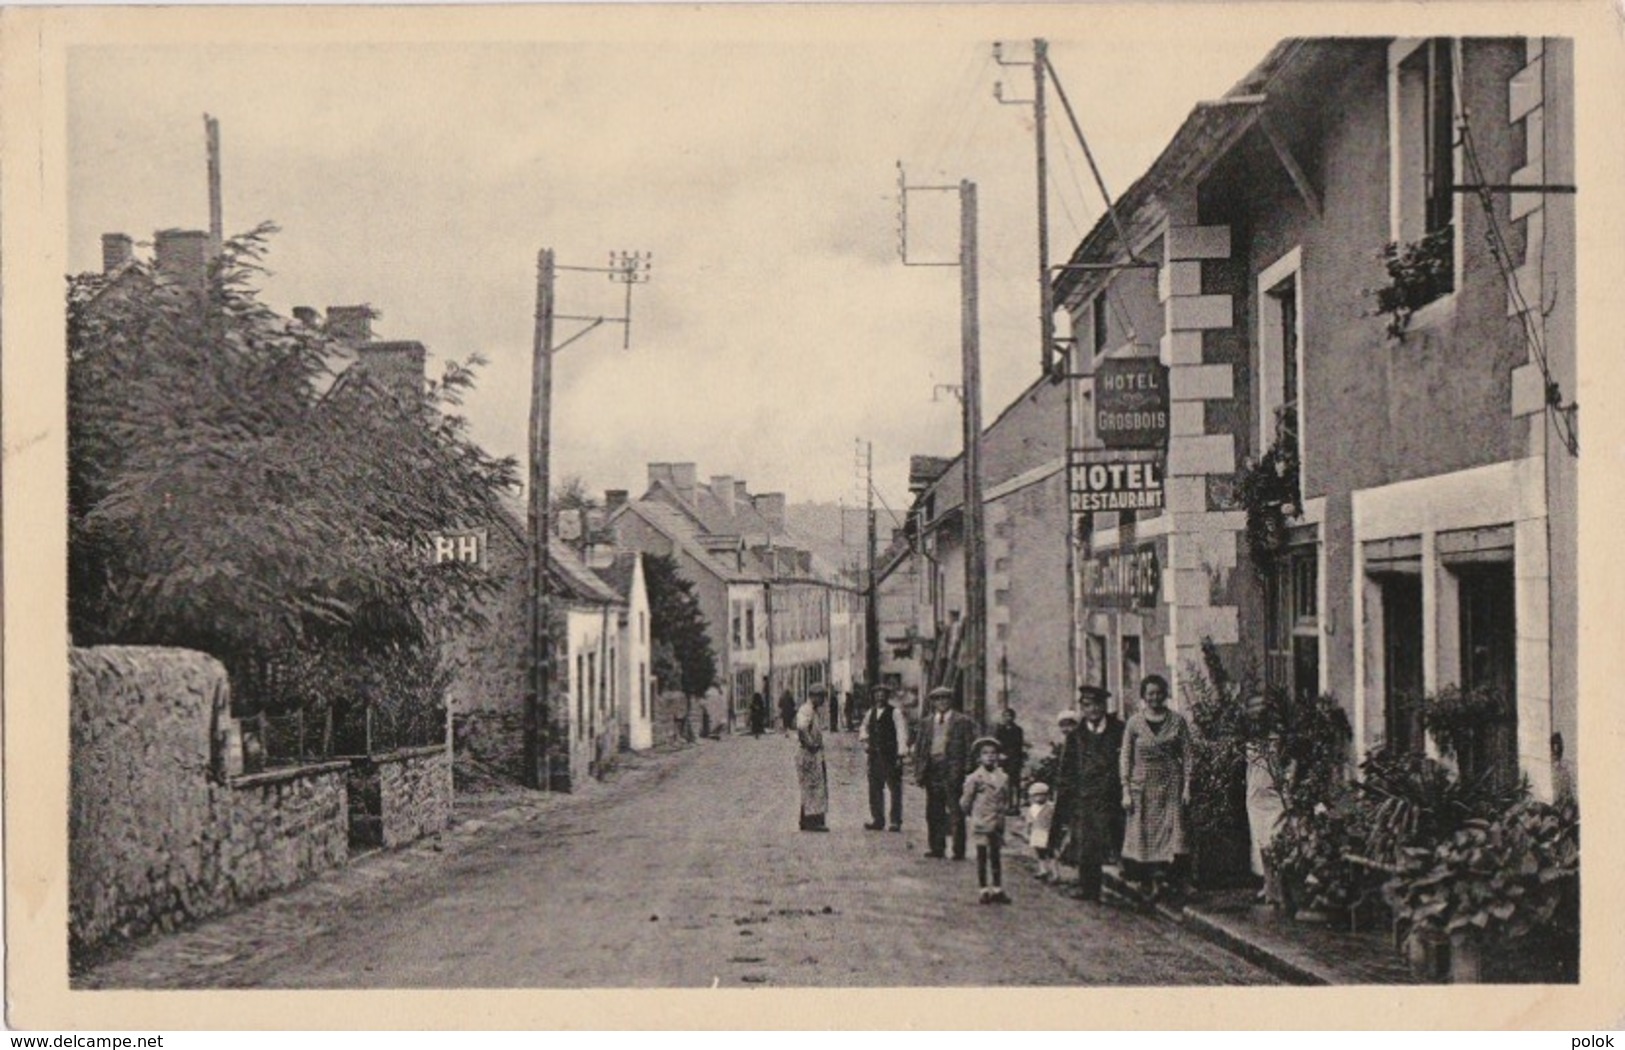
590,552,641,601
490,494,623,605
613,499,758,584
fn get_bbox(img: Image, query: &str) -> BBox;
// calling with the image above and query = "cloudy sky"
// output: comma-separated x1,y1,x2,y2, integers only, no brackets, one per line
66,11,1271,509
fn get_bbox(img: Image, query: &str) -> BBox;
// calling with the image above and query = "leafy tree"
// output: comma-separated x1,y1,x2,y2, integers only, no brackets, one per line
68,223,518,709
641,553,716,696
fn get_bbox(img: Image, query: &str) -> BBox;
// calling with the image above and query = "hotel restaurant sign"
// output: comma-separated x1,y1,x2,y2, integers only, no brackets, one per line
1070,449,1165,513
1079,540,1160,610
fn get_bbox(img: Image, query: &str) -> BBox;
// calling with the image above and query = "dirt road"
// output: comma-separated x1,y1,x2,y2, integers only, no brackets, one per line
80,732,1277,988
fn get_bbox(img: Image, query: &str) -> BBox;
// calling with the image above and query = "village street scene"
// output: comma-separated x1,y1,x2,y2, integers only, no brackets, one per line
62,25,1579,993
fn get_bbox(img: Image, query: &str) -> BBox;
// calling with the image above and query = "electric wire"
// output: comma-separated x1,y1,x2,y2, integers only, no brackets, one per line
1450,48,1577,456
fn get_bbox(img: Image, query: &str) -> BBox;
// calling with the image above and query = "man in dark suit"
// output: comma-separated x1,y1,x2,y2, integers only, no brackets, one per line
1052,684,1126,902
913,686,976,859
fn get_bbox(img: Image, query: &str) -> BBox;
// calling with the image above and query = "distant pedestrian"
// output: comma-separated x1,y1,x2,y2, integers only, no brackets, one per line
913,686,975,860
794,686,830,832
1025,781,1057,882
748,692,768,738
961,737,1011,904
1120,674,1191,902
1053,686,1125,903
778,690,796,735
994,708,1026,814
860,685,909,831
828,689,842,732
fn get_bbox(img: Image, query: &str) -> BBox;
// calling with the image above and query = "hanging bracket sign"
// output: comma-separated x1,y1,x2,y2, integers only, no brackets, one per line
1094,357,1170,449
1070,449,1165,513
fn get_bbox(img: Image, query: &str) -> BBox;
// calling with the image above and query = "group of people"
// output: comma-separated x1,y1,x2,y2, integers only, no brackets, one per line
787,674,1196,905
749,687,859,740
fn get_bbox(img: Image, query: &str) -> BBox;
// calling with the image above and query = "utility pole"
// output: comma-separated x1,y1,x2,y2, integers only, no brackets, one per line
897,164,987,729
525,248,651,790
865,440,880,698
525,250,556,791
205,114,223,256
959,180,988,730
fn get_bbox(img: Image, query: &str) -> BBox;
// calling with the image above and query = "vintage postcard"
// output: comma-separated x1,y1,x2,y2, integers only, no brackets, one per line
4,0,1624,1031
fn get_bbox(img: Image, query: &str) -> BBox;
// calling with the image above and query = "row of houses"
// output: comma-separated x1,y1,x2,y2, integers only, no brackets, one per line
606,462,867,729
879,36,1577,801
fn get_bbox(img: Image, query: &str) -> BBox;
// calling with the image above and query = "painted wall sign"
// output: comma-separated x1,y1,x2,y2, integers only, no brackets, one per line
1078,541,1161,610
1070,449,1166,512
1094,357,1170,449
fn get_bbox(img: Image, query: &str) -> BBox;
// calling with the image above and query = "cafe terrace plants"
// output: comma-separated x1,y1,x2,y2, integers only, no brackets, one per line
1382,797,1579,983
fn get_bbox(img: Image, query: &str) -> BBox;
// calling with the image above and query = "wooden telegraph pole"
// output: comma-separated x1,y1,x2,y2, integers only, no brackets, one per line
525,250,556,790
896,165,987,729
864,440,881,696
959,180,987,730
524,248,649,790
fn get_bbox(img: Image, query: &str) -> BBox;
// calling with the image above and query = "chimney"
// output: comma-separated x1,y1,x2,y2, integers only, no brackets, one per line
711,475,735,516
154,229,210,298
605,489,629,513
326,305,373,343
101,233,133,273
354,341,426,402
647,463,674,493
670,463,697,500
752,492,787,534
292,306,320,327
734,480,749,502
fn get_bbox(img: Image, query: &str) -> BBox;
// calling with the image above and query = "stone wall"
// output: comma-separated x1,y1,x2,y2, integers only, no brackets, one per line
222,763,351,902
377,745,452,848
69,647,352,962
453,709,528,784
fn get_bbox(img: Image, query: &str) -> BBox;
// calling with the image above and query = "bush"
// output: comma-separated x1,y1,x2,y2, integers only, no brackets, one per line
1383,797,1578,978
1352,747,1528,868
1265,804,1380,915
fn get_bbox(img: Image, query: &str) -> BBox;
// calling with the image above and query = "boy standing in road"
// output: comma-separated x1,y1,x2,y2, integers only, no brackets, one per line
961,738,1011,903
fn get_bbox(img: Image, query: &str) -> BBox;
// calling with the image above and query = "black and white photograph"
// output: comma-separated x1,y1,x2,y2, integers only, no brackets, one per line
5,0,1623,1032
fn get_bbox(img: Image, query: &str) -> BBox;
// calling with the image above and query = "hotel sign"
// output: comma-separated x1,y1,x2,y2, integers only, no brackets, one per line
1070,449,1165,513
429,528,488,568
1094,357,1170,449
1079,541,1160,611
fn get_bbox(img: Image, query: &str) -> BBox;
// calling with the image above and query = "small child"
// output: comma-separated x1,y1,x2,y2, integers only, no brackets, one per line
961,737,1012,904
1025,781,1057,883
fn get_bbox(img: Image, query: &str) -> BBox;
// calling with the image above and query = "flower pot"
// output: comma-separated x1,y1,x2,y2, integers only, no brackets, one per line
1404,929,1448,983
1449,930,1484,984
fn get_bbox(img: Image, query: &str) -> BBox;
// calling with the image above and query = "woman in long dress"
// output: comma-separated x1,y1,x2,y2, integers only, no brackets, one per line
1119,674,1191,900
1243,695,1288,905
795,686,830,831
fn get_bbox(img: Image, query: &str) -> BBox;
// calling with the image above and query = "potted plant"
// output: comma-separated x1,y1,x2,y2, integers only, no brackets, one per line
1370,226,1455,339
1383,797,1579,983
1235,407,1301,573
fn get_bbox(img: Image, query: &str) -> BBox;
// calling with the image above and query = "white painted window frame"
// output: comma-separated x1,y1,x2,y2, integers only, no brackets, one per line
1387,37,1465,325
1257,246,1304,475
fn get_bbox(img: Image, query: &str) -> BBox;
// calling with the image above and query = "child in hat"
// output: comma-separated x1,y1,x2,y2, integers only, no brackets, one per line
961,737,1012,904
1026,781,1057,882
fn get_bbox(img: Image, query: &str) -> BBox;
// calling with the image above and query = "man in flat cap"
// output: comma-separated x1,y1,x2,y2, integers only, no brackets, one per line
1052,684,1125,901
912,686,976,859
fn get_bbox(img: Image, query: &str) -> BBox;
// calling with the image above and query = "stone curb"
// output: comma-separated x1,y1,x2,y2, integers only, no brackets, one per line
1097,867,1332,986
